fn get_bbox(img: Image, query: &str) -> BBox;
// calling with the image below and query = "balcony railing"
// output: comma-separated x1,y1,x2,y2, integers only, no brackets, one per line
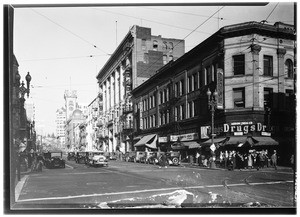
123,105,133,114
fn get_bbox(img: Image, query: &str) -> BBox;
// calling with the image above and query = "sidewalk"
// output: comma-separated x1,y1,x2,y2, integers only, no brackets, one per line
180,162,293,171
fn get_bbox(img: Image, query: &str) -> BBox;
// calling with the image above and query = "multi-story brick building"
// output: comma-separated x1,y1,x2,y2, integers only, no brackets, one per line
131,21,295,165
96,25,185,153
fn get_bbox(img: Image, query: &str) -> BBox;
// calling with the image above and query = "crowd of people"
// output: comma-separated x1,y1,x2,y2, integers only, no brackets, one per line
195,149,283,171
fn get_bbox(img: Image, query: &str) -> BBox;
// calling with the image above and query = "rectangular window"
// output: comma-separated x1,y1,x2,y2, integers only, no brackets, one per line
180,104,185,120
264,55,273,76
206,66,211,84
175,107,178,121
164,89,168,102
264,88,273,109
160,91,163,104
233,54,245,75
188,101,194,118
193,74,197,90
188,76,193,93
142,39,146,50
175,82,179,97
233,88,245,108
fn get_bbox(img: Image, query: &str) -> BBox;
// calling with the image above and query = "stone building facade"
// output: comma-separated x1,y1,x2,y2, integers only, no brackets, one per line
96,25,185,153
131,21,295,165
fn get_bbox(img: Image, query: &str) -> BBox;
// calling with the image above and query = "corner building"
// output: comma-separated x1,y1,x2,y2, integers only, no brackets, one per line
96,25,185,153
131,21,295,165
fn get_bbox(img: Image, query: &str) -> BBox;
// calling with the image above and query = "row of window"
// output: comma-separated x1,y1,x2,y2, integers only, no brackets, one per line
140,100,198,130
233,54,294,78
142,40,174,51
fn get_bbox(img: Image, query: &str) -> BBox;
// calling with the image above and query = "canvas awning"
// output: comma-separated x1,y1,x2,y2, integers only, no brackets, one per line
252,137,279,146
202,137,227,146
182,141,201,149
134,134,158,149
224,136,258,147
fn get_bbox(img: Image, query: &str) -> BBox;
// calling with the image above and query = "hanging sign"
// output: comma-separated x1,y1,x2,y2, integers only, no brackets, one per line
216,68,224,109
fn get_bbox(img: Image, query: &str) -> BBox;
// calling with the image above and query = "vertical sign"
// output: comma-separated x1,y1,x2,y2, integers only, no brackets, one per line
216,68,224,109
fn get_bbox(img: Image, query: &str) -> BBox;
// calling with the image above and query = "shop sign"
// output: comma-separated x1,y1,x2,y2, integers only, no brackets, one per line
159,137,168,143
261,132,271,136
200,126,210,139
201,122,272,136
216,68,224,109
170,133,199,142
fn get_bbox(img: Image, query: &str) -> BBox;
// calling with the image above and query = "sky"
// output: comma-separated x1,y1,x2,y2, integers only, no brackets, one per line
11,1,295,135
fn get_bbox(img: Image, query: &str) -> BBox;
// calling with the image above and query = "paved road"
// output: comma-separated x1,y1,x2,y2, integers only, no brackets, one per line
12,159,295,210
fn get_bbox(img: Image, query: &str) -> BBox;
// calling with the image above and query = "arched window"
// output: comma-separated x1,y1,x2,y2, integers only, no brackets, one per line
163,41,168,50
153,40,158,51
169,42,174,51
285,59,293,78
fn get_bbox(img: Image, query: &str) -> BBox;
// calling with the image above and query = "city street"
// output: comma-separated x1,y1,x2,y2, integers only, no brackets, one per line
13,158,295,210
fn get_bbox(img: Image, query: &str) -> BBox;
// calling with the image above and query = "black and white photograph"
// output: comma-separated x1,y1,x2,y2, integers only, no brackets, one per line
4,1,297,214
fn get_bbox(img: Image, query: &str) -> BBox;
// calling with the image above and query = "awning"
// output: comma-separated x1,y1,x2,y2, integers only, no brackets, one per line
134,134,158,149
202,137,227,146
182,141,201,149
252,137,279,146
224,136,257,147
171,143,187,150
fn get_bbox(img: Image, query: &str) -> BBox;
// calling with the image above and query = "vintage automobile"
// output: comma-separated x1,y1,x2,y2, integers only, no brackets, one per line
134,151,146,163
67,152,76,161
124,151,136,162
165,151,181,166
75,152,87,164
87,151,108,167
44,152,65,169
140,151,156,164
147,152,160,165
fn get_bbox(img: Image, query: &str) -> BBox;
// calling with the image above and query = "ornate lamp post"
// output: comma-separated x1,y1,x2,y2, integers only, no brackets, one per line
15,71,31,180
207,88,218,168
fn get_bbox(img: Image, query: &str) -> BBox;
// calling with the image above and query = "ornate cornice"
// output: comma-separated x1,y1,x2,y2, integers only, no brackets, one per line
250,44,261,55
277,48,287,58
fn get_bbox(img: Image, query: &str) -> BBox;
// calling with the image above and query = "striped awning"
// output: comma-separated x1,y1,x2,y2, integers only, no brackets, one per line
134,134,158,149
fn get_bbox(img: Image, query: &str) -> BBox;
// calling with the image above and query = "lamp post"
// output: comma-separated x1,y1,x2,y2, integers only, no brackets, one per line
207,88,218,168
15,71,31,180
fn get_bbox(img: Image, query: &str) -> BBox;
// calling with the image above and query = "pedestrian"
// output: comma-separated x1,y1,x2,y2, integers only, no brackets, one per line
247,152,253,169
271,150,277,170
224,150,229,169
159,153,167,168
196,151,200,166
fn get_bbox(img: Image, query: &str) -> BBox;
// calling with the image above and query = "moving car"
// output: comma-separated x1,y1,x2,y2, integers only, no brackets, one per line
75,152,87,164
87,151,108,167
44,152,65,169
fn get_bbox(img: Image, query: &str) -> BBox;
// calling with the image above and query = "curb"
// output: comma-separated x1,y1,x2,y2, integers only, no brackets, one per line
15,175,28,201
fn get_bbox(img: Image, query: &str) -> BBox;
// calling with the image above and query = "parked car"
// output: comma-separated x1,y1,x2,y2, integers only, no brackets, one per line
134,151,146,163
67,152,76,161
147,152,160,165
165,151,181,166
44,152,65,169
109,152,117,160
124,151,136,162
75,152,87,164
87,151,108,167
140,151,156,164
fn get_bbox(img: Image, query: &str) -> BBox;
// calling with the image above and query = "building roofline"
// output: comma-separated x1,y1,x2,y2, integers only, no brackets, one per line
131,21,295,95
96,28,134,81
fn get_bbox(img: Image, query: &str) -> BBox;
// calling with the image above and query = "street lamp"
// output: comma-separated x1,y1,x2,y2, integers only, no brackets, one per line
15,71,32,180
207,88,218,168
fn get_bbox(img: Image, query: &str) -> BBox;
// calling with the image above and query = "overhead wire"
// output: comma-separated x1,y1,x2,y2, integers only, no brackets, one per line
19,54,109,62
92,8,213,35
31,9,112,56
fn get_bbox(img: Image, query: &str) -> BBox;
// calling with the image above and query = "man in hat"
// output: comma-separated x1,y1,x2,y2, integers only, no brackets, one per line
271,150,277,170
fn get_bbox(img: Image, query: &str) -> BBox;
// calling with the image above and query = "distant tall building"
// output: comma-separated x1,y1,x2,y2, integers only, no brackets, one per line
55,107,66,146
64,90,77,121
